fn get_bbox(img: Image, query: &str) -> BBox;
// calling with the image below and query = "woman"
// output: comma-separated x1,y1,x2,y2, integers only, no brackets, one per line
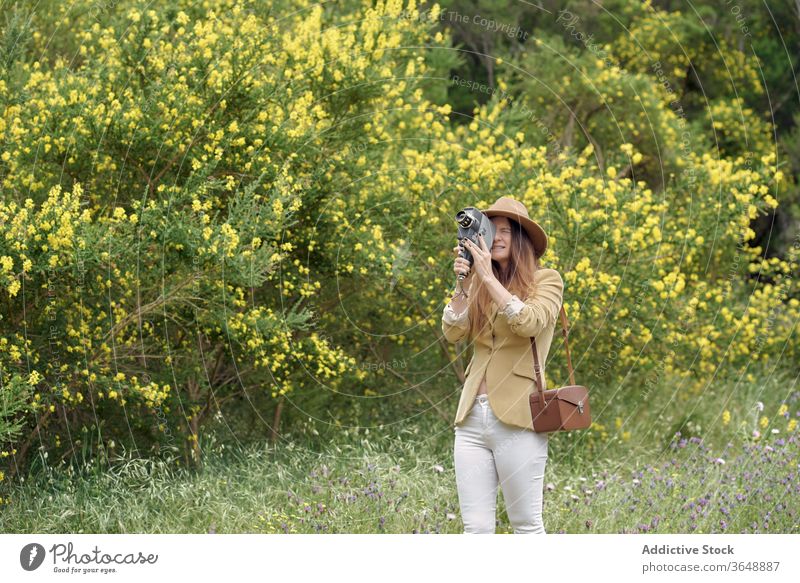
442,196,564,534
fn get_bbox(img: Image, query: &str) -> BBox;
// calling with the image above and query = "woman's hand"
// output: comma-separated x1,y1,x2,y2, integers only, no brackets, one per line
461,234,493,284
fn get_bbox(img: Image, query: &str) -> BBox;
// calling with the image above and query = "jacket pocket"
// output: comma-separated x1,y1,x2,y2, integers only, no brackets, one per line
511,359,537,380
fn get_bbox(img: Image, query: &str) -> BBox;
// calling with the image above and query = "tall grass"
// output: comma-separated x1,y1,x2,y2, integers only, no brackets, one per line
1,367,797,534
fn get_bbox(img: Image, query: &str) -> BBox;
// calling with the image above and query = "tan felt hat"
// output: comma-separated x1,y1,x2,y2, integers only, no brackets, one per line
482,196,548,258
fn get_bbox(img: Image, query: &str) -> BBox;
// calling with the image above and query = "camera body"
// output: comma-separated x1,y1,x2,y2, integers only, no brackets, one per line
454,207,496,279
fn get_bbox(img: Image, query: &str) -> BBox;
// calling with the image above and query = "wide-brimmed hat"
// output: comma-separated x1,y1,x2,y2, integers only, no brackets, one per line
482,196,548,258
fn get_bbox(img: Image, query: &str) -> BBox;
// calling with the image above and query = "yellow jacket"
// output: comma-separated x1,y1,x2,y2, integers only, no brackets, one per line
442,268,565,431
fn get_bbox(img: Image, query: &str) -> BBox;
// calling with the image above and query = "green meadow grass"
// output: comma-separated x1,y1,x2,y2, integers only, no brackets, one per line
1,368,797,534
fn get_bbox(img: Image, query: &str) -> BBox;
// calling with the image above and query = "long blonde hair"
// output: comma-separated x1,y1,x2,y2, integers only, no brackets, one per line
466,218,541,340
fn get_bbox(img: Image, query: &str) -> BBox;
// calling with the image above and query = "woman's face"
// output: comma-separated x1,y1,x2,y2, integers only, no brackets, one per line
490,216,512,265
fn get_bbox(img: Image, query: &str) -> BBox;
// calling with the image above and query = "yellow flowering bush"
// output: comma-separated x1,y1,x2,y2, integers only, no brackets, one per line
0,0,797,479
613,3,763,105
0,0,436,468
701,98,774,159
484,1,798,400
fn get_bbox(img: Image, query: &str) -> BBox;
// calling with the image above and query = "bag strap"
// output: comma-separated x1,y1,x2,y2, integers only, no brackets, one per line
529,305,575,396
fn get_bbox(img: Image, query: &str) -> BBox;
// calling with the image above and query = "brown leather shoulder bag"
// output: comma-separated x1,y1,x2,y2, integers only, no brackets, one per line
529,305,591,432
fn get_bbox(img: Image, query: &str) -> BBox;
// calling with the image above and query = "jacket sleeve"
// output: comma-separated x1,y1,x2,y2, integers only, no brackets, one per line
504,269,564,338
441,302,469,343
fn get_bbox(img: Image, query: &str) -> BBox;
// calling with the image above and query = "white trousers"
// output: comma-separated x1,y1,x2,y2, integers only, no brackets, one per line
453,394,549,534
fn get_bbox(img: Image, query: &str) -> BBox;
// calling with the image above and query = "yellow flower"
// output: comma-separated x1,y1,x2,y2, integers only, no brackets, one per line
759,415,769,429
722,410,730,425
7,279,20,297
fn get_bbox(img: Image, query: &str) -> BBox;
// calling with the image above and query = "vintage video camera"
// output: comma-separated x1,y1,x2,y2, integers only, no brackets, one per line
454,207,496,280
